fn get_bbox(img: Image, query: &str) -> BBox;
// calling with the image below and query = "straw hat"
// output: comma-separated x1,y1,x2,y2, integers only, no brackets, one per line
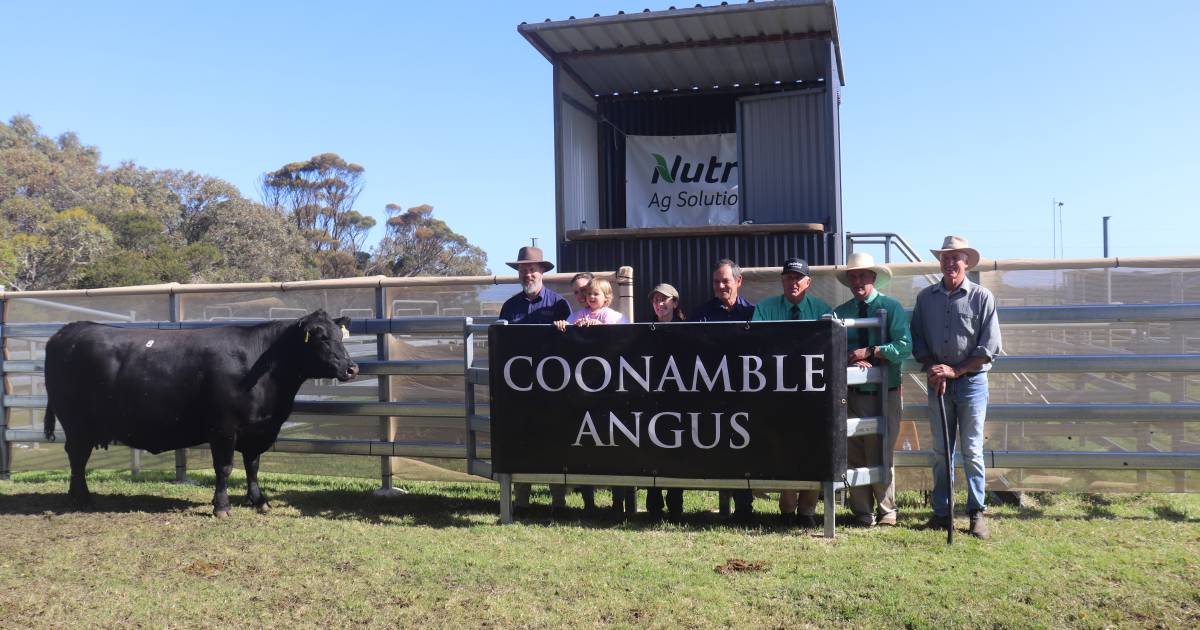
929,236,981,269
505,246,554,272
837,252,892,289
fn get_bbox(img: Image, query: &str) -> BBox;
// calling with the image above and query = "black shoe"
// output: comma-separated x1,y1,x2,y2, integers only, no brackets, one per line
796,514,818,528
667,510,683,523
850,513,876,527
732,510,754,525
924,515,951,530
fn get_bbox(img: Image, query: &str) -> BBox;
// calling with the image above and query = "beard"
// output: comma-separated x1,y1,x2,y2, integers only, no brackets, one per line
522,279,541,297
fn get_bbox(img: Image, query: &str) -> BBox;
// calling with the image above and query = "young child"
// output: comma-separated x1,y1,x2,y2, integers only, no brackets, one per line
554,278,626,330
553,277,632,515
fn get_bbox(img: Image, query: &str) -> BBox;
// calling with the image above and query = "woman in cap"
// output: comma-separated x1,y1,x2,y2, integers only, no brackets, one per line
645,283,686,521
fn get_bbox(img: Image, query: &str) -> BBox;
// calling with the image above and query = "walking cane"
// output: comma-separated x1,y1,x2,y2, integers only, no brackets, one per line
937,390,954,545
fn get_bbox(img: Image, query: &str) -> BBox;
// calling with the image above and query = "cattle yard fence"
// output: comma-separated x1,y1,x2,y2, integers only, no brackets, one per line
2,256,1199,506
0,270,633,488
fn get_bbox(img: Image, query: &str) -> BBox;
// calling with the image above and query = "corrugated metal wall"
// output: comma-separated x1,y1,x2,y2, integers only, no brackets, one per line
738,89,836,226
559,231,837,322
561,101,599,232
556,67,601,235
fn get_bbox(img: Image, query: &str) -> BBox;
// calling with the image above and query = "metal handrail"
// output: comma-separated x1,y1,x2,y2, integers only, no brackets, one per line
845,232,926,264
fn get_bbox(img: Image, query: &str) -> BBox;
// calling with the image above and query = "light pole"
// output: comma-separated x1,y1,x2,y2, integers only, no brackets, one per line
1052,198,1064,258
1102,216,1111,258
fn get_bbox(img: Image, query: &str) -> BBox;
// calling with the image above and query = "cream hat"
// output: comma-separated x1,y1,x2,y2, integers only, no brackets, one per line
929,235,981,269
836,252,892,289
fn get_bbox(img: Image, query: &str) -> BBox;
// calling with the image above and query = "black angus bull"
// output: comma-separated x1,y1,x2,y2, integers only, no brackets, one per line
42,309,359,516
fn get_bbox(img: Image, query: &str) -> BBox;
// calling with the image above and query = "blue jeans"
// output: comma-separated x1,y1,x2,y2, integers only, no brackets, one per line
927,372,989,516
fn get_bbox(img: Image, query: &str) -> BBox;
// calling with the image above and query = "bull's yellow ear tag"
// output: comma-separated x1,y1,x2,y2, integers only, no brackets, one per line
340,325,350,340
304,331,310,343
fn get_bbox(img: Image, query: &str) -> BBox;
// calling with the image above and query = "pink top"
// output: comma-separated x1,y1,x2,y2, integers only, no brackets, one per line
566,306,627,325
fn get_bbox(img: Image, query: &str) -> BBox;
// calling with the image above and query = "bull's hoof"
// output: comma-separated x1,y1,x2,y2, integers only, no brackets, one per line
214,509,231,519
255,502,271,514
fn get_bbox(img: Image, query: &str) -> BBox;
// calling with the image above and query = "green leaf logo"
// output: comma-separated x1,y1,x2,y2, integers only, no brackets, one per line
652,153,674,183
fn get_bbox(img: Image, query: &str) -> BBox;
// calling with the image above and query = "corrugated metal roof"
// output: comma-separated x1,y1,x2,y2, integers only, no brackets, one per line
519,0,842,96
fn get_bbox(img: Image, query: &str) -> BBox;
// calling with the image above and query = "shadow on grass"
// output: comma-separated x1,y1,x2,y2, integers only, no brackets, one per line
0,492,201,516
272,487,497,528
1151,505,1192,522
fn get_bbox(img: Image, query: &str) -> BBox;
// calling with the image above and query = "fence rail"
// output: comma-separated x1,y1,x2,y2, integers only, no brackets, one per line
2,264,1199,505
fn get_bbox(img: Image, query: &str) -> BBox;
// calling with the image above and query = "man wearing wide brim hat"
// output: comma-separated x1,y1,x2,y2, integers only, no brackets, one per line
498,245,572,514
928,235,981,270
911,236,1002,539
832,252,911,527
505,245,555,272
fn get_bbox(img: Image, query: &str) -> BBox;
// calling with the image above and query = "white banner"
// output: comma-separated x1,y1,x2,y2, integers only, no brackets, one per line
625,133,739,228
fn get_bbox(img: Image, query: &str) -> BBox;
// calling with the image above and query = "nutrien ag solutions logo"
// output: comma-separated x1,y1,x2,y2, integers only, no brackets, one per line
651,153,737,184
648,153,738,211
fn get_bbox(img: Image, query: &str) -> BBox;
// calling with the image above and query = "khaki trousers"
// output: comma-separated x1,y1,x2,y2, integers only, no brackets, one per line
846,388,902,520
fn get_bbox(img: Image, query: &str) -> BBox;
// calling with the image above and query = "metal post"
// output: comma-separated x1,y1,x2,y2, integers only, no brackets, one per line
374,285,401,495
822,481,836,538
169,293,188,483
877,308,892,492
463,317,477,477
0,296,10,481
499,472,513,523
1102,216,1111,258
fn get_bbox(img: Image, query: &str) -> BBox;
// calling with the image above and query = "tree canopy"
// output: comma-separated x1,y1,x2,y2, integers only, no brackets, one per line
369,204,488,277
0,116,488,290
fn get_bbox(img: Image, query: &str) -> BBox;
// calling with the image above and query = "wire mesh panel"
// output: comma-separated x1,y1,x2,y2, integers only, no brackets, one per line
735,261,1200,493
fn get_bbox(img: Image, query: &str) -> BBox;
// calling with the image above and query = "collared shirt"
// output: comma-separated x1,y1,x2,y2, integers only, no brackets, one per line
751,293,832,322
911,277,1002,371
693,296,756,322
566,306,627,325
498,287,571,325
833,289,912,390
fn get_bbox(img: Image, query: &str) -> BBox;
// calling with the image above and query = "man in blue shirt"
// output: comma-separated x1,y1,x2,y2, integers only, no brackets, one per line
498,246,571,325
693,259,756,522
693,258,756,322
497,246,572,512
911,236,1001,539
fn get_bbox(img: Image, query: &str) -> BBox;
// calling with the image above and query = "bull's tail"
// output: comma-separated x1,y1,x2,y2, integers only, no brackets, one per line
44,404,57,442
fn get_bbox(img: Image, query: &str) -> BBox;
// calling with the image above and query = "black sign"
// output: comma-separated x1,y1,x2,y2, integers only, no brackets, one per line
489,320,847,481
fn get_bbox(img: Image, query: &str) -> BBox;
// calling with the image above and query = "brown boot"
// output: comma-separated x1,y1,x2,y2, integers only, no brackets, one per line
969,511,991,540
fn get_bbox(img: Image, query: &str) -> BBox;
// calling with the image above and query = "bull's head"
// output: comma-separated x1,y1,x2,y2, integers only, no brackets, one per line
298,309,359,382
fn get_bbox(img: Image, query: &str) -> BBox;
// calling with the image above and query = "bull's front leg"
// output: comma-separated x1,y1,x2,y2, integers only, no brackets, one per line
243,451,270,513
209,438,236,518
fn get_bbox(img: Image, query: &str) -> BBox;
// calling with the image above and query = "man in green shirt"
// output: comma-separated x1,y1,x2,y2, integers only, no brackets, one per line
833,252,912,526
753,257,833,526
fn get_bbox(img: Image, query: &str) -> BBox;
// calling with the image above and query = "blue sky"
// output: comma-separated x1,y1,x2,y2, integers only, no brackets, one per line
3,1,1197,270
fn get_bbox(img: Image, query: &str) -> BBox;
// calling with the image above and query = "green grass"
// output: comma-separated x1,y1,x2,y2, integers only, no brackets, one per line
2,470,1199,628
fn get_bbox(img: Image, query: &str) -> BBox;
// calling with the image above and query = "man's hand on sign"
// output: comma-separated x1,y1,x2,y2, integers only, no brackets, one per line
553,320,568,332
848,347,873,364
